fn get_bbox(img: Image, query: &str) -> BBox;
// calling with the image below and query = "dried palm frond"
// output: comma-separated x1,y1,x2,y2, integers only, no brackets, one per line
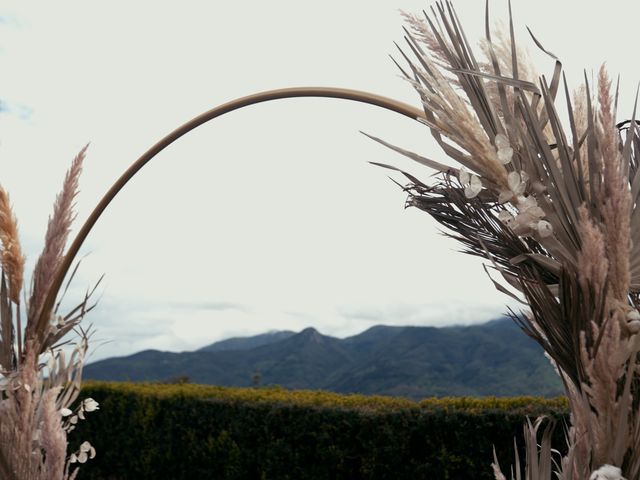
375,1,640,478
491,416,559,480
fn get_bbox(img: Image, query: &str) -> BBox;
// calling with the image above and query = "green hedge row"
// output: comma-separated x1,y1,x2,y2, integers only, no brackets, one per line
71,382,570,480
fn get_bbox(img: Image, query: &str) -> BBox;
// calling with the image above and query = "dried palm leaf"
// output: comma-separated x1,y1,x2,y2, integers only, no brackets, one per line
378,1,640,477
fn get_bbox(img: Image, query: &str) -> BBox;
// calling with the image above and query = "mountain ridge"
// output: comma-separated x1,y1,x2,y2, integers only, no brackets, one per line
84,318,563,399
197,330,296,353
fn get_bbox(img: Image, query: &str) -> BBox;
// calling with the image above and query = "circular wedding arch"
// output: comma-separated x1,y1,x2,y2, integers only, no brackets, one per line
35,87,426,334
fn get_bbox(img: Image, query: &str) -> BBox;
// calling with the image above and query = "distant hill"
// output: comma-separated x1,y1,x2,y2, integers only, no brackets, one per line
197,330,296,353
84,318,563,399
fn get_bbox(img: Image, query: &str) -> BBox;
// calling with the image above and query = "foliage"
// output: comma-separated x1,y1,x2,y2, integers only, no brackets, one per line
72,381,569,480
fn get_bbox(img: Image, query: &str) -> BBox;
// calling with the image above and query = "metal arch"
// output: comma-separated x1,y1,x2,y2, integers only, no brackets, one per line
36,87,425,336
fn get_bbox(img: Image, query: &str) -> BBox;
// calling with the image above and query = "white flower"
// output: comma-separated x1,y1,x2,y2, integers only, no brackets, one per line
83,398,99,412
627,310,640,333
512,211,539,235
459,167,470,185
495,133,514,165
498,190,511,204
464,175,483,198
499,209,543,236
498,210,515,226
79,441,96,461
497,173,552,238
499,205,548,237
499,171,527,204
0,377,9,391
507,172,526,195
589,464,627,480
628,320,640,334
518,196,546,220
69,442,96,465
531,181,546,193
61,408,73,417
497,147,513,165
458,167,483,198
495,133,510,149
536,220,553,238
47,355,56,372
628,310,640,321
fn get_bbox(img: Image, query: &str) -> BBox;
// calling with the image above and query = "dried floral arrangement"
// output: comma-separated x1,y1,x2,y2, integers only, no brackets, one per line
0,145,99,479
368,1,640,479
2,0,637,477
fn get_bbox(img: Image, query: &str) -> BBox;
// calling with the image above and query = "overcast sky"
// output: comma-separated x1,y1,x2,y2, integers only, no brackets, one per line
0,1,638,362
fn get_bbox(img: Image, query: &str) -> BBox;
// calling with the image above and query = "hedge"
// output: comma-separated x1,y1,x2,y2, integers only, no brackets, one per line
70,382,570,480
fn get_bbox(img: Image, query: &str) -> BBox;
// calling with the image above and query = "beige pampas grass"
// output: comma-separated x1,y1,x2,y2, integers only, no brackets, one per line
597,66,631,301
0,187,25,305
0,145,98,479
26,144,87,353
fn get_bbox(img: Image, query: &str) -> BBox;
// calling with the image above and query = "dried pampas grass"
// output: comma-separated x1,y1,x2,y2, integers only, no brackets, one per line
0,146,98,479
374,1,640,478
0,188,24,305
27,144,87,353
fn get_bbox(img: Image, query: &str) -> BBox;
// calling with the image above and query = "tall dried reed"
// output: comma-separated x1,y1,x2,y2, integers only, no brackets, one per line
0,146,99,479
372,1,640,478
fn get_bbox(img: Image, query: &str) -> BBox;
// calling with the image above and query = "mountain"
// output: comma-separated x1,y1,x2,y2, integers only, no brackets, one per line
197,330,296,353
84,318,563,399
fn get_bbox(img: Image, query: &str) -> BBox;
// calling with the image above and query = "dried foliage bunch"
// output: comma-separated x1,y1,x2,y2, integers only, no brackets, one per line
0,145,100,479
373,1,640,479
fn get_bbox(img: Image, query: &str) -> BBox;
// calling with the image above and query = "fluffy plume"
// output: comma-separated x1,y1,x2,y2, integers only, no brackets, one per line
576,207,608,296
40,388,67,480
26,145,87,351
0,187,25,304
597,66,631,301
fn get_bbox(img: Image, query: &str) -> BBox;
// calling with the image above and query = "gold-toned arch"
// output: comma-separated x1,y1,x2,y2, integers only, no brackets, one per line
36,87,425,337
